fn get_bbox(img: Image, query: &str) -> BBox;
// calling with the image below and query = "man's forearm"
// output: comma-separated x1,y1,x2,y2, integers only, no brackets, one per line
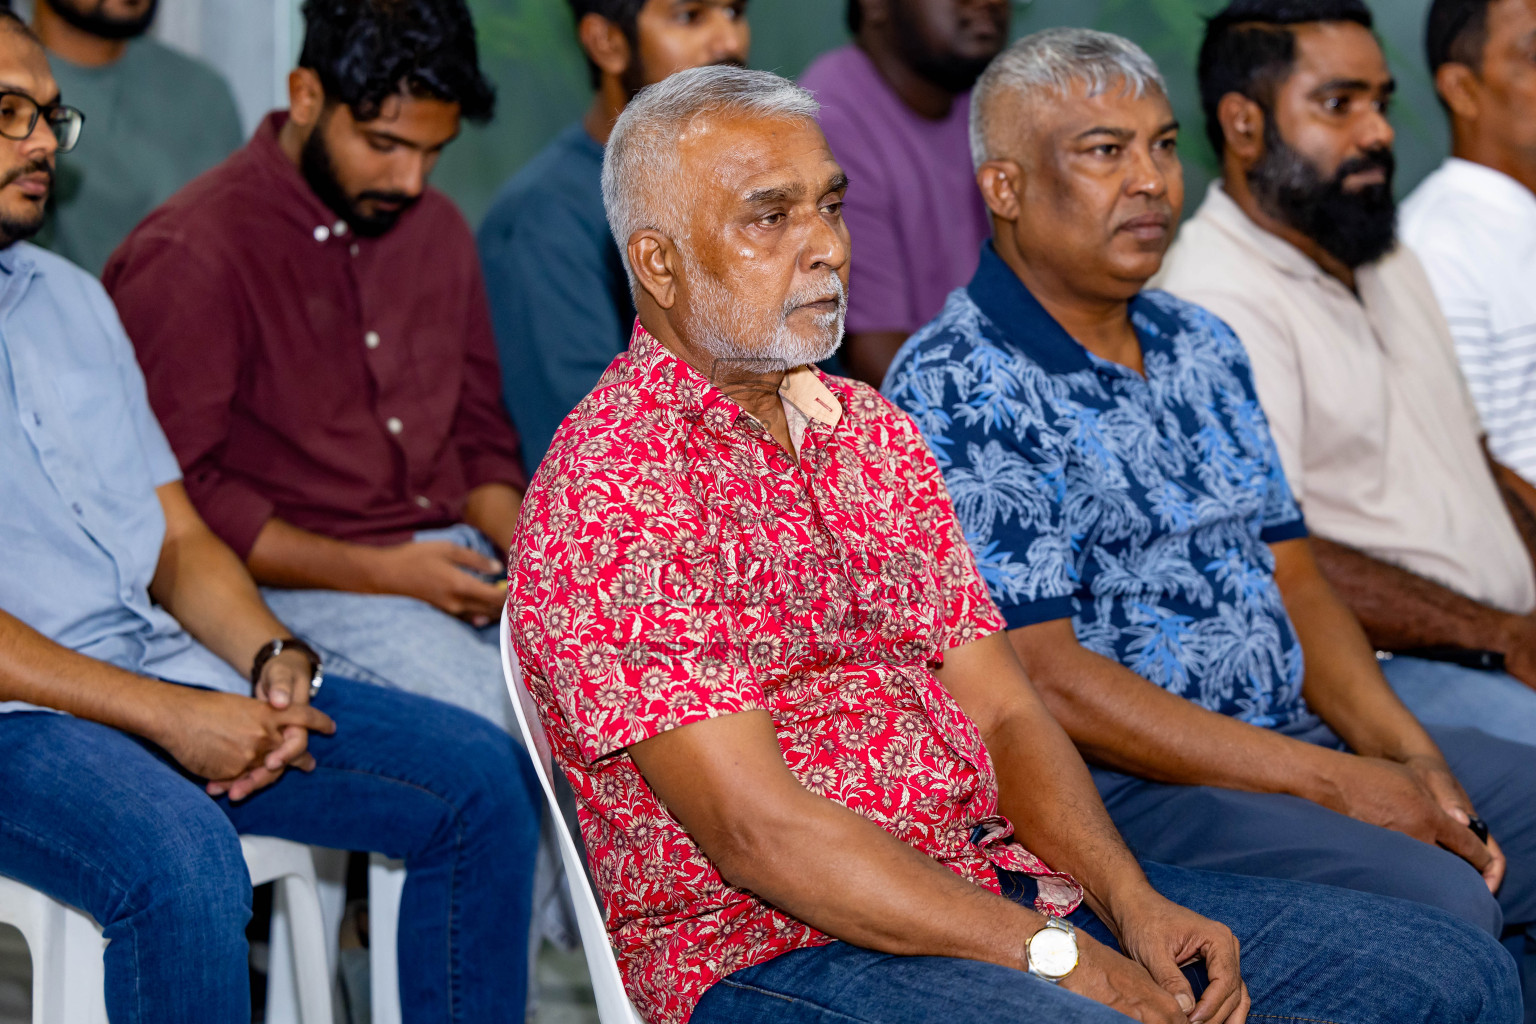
0,609,181,743
936,633,1149,924
1309,536,1517,652
1009,621,1340,803
246,517,383,593
462,482,523,557
630,710,1048,970
1274,541,1443,762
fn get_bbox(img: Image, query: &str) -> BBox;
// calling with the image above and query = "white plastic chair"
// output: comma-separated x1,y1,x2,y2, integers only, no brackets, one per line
0,834,334,1023
499,606,644,1024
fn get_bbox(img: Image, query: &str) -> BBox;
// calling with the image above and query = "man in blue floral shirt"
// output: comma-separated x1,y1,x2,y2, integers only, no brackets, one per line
887,27,1536,972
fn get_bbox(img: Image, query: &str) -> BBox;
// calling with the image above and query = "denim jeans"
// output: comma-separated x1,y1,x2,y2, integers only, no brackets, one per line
1380,655,1536,746
692,861,1521,1023
259,524,510,730
0,676,541,1024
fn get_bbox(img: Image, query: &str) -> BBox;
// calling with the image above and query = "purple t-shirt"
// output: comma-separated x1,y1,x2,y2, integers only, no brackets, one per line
800,45,991,337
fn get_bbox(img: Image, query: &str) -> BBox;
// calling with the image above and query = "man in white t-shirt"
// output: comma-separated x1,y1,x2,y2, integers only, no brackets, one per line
1402,0,1536,483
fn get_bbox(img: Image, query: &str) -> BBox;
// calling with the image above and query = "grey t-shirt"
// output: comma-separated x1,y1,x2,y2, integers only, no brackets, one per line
40,38,245,276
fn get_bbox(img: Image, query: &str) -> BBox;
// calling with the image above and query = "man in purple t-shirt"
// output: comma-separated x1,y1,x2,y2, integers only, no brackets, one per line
800,0,1008,384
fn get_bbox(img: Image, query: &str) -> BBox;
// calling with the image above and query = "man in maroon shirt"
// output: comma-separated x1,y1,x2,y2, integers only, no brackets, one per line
105,0,526,730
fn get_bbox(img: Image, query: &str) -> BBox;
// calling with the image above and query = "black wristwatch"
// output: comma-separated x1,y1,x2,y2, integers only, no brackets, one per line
250,637,324,698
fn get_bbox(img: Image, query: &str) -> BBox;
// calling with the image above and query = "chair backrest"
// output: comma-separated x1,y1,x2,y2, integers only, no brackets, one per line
499,606,645,1024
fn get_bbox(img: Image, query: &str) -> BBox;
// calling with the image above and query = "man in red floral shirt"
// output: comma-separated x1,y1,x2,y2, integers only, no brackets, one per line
508,65,1520,1024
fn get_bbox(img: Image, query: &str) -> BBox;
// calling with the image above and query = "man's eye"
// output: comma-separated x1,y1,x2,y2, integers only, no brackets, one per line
1322,96,1347,112
822,201,844,217
367,137,397,153
1156,137,1178,151
1092,144,1120,157
758,212,784,227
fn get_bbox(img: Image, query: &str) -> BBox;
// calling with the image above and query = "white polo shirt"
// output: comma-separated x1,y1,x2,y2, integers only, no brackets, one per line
1154,182,1536,614
1402,158,1536,484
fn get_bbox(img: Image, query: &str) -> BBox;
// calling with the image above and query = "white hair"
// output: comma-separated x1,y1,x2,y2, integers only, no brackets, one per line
601,65,821,291
969,27,1167,169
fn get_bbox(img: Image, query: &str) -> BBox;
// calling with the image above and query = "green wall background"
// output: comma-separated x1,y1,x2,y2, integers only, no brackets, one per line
435,0,1447,226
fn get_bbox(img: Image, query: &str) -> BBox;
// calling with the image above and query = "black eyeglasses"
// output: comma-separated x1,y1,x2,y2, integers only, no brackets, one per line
0,91,84,153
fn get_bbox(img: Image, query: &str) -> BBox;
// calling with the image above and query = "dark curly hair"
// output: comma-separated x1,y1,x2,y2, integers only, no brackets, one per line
567,0,645,88
299,0,495,123
1198,0,1374,158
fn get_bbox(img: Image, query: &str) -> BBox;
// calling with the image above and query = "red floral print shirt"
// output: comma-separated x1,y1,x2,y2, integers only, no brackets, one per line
509,326,1084,1023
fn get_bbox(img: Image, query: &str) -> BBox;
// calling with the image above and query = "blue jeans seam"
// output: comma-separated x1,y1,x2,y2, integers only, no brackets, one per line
713,977,884,1023
1246,1016,1346,1023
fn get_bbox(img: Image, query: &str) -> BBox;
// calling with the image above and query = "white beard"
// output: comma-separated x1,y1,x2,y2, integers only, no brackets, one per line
681,254,847,373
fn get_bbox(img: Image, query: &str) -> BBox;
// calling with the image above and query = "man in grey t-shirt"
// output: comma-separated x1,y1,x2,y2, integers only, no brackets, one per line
32,0,243,275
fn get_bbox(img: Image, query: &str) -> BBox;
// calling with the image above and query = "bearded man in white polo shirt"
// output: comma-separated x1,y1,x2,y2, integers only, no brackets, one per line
1156,0,1536,744
1402,0,1536,485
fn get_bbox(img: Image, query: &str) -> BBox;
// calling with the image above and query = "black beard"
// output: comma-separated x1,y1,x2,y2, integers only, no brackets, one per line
299,118,416,238
0,158,52,248
47,0,159,41
1247,128,1397,269
888,2,998,94
623,55,747,103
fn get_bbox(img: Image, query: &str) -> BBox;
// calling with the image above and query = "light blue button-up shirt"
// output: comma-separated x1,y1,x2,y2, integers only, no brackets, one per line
0,242,241,713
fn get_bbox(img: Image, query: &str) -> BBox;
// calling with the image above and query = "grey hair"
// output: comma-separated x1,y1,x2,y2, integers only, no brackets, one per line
601,65,822,291
969,27,1167,169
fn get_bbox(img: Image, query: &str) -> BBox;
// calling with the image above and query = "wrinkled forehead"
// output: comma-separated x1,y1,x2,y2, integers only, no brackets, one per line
989,75,1171,152
674,110,836,207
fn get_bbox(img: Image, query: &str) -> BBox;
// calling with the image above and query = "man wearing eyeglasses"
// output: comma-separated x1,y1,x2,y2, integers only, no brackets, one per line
0,14,543,1021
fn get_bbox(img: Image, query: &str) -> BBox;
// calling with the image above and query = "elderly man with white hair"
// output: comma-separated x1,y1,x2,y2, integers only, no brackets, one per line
510,62,1521,1024
888,25,1536,1017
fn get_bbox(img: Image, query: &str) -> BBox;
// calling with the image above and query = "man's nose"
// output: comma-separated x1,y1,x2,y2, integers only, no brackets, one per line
1357,105,1394,154
23,117,60,162
390,153,429,197
708,9,750,64
1125,144,1168,199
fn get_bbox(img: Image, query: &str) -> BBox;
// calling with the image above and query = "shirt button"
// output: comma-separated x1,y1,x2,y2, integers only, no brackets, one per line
313,225,330,242
365,330,381,350
414,495,432,509
350,244,360,257
386,416,404,435
333,220,348,236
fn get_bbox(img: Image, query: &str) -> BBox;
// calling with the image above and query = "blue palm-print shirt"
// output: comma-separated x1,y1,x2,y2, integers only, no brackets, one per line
885,244,1315,730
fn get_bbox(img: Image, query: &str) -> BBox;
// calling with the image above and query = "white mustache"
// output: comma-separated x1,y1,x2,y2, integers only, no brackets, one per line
783,274,847,319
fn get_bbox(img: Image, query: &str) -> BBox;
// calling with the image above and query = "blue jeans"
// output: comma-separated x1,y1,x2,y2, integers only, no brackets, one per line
1380,655,1536,746
692,861,1521,1023
259,525,509,730
0,677,541,1024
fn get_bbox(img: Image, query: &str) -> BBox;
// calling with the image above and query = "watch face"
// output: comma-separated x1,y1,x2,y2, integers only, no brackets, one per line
1030,925,1078,978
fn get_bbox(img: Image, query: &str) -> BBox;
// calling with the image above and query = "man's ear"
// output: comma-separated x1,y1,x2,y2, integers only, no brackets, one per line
1216,92,1266,167
976,160,1023,222
629,231,679,310
1435,62,1481,123
578,12,634,80
287,68,326,131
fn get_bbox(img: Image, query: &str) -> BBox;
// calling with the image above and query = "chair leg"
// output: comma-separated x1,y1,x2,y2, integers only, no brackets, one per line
367,855,406,1024
273,873,336,1024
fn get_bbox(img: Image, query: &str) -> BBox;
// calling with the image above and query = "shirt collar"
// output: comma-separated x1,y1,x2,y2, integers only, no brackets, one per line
248,110,367,244
626,321,844,435
964,241,1170,376
1194,180,1334,284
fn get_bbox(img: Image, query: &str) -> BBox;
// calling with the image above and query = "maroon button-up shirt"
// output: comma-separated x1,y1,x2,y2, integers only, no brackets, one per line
104,112,526,558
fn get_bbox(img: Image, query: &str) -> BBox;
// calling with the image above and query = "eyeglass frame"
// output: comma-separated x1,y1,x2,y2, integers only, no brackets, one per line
0,90,85,153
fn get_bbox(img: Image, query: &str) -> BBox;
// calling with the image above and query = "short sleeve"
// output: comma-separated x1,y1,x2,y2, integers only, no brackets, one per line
510,459,766,764
884,332,1079,630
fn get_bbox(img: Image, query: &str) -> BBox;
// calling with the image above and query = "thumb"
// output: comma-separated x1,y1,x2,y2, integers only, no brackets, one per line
1142,949,1197,1017
443,544,498,573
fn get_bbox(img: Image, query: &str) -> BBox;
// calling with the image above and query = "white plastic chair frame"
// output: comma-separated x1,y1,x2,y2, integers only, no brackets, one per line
0,834,334,1024
499,605,644,1024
